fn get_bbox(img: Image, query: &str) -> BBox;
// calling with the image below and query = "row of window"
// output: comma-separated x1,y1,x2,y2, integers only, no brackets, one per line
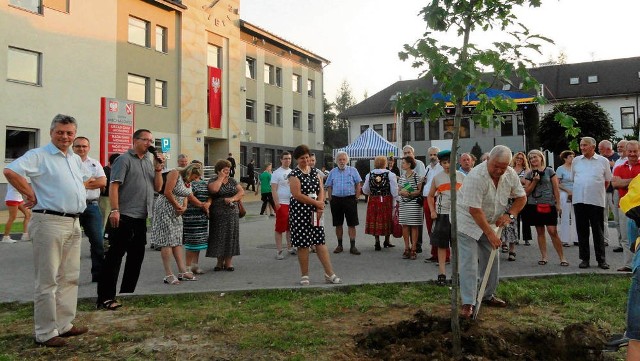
245,100,315,131
9,0,68,14
245,57,315,97
127,74,167,107
128,16,168,53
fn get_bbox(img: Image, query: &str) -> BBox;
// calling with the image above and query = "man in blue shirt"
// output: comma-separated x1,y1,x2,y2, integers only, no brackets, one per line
4,114,90,347
325,151,362,255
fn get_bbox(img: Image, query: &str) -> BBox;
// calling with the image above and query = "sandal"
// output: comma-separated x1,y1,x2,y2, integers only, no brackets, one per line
436,274,446,286
300,275,310,286
410,250,417,260
97,299,122,311
560,261,570,267
501,243,508,253
178,271,197,281
190,265,206,275
163,274,180,285
538,260,548,266
508,252,516,261
402,249,410,259
325,273,342,284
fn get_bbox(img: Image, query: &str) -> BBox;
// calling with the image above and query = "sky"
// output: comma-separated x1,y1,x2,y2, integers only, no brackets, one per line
241,0,640,104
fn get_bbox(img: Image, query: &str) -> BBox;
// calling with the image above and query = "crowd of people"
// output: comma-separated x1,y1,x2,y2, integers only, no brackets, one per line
2,116,639,356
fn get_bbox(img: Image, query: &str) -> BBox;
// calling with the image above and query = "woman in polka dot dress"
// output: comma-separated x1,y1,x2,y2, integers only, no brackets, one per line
288,145,341,286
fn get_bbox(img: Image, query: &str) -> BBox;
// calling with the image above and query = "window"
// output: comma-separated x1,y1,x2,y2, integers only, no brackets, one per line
443,119,454,139
246,99,255,121
308,114,315,132
264,64,274,85
373,124,383,136
154,80,167,107
569,77,579,85
360,125,369,134
293,110,301,129
307,79,315,97
245,57,256,79
502,84,511,91
516,113,525,135
5,127,38,161
621,106,636,129
403,121,411,142
426,119,438,140
155,25,167,53
460,118,470,138
275,106,282,126
588,75,598,83
240,145,247,168
207,44,221,68
128,16,149,47
500,115,513,136
386,124,397,142
252,147,260,168
7,47,41,85
292,74,301,93
265,148,274,166
275,67,282,87
414,121,425,141
265,104,274,124
9,0,41,13
127,74,148,103
44,0,68,13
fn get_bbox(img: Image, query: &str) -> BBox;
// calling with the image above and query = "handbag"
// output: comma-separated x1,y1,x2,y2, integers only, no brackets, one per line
238,200,246,218
413,173,423,207
392,203,403,238
536,203,552,214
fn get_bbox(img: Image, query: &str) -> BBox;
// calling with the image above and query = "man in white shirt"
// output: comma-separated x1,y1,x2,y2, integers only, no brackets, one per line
72,137,107,282
271,151,294,259
457,145,526,319
573,137,613,269
422,146,445,262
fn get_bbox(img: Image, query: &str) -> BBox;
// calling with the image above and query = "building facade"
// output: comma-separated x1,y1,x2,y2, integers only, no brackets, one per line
340,57,640,162
0,0,327,203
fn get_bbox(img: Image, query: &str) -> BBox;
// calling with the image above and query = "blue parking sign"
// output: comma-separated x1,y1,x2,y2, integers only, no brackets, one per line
161,138,171,153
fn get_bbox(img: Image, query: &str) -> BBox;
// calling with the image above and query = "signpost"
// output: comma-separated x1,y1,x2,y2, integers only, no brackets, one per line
100,97,135,165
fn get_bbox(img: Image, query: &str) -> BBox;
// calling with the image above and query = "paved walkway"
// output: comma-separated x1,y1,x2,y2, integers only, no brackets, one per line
0,198,630,303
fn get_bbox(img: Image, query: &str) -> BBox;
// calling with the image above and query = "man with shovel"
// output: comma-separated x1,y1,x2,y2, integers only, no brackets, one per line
457,145,527,319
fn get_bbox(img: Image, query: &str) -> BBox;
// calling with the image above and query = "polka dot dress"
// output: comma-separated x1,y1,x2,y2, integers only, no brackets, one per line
288,167,325,248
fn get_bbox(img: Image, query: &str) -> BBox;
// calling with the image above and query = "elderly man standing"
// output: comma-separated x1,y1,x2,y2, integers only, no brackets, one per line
326,151,362,255
96,129,164,310
459,153,474,175
422,146,447,262
177,153,189,168
4,114,90,347
612,140,640,272
574,137,613,269
457,145,526,319
72,136,107,283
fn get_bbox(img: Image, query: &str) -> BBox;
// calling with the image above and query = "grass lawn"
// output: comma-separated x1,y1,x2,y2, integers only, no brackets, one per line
0,274,631,360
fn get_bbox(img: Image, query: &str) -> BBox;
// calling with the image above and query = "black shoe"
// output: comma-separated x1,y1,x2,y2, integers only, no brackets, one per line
598,262,610,270
613,247,624,253
374,243,382,251
579,261,590,269
415,247,422,254
573,242,579,246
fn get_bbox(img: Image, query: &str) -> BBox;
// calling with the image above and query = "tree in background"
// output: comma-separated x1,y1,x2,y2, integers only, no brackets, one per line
323,81,357,166
539,101,614,158
394,0,579,356
470,142,483,164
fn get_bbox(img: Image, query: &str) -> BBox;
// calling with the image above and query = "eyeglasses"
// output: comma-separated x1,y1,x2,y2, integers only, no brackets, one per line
73,145,88,148
136,138,154,143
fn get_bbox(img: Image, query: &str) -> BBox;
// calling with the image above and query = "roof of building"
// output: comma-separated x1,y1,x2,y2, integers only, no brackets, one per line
340,56,640,118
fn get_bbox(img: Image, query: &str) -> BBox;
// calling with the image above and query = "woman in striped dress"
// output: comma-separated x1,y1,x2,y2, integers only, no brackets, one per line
183,161,211,275
398,156,424,260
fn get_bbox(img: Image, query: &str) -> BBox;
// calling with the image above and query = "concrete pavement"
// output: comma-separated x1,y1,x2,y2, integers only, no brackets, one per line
0,198,631,303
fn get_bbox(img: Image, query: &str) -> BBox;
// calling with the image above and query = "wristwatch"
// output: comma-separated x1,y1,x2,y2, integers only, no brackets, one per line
504,212,515,220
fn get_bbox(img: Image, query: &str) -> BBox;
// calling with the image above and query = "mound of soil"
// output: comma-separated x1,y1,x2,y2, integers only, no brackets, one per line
355,310,614,361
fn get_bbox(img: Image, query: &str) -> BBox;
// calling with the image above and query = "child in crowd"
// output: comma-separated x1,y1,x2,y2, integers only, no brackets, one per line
427,150,464,285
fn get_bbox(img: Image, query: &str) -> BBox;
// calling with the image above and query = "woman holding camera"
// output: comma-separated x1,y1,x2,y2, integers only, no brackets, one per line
522,150,568,266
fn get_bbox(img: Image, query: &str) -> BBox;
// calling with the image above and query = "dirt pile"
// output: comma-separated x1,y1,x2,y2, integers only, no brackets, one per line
355,310,613,361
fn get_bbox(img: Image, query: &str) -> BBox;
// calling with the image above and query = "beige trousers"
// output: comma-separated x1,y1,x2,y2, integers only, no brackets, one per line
30,213,82,342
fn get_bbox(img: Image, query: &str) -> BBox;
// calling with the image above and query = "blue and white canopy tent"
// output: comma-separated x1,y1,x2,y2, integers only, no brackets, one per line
333,127,400,160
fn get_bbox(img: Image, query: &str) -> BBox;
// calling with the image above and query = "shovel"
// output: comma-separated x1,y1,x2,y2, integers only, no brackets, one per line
472,227,503,320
